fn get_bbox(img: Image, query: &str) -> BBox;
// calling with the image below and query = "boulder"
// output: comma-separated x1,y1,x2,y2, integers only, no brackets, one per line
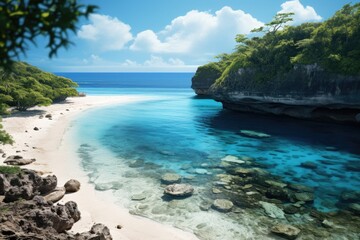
288,184,314,193
271,224,301,240
4,184,34,202
266,187,290,201
80,223,112,240
33,127,39,131
64,179,81,193
259,201,285,219
4,155,36,166
161,173,181,184
44,187,66,203
164,184,194,198
212,199,233,212
38,175,57,194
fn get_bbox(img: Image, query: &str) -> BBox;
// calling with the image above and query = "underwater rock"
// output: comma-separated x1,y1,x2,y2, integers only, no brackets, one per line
161,173,181,184
340,191,360,203
271,224,300,240
64,179,81,193
131,193,147,201
221,155,245,164
164,184,194,197
212,199,233,212
194,168,210,175
259,201,285,219
232,167,256,177
266,187,290,201
212,187,222,194
300,161,318,170
284,205,299,214
294,192,314,202
128,159,145,168
265,180,287,188
239,130,271,138
348,203,360,215
344,161,360,172
288,184,314,193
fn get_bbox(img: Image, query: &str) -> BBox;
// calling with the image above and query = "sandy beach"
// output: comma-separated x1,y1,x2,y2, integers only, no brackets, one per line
1,96,199,240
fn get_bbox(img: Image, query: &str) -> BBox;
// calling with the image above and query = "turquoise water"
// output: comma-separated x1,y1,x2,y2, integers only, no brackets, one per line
67,73,360,239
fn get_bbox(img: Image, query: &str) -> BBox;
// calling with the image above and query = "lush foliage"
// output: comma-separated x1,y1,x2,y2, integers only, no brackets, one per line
197,3,360,90
0,62,78,111
0,165,21,174
0,0,97,68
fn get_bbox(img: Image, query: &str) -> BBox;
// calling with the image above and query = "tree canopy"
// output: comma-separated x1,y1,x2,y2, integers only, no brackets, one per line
0,0,97,68
193,3,360,91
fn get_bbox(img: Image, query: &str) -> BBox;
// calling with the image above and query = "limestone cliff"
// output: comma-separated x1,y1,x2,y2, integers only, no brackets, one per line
192,65,360,123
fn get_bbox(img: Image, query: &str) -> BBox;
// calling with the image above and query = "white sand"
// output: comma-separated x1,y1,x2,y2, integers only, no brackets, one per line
1,96,199,240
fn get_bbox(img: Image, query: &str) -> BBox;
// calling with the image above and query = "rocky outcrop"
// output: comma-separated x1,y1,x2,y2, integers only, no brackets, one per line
0,169,113,239
192,64,360,124
164,184,194,198
191,62,222,95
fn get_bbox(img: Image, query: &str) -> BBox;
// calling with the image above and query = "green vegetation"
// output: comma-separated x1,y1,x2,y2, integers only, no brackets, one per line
0,62,78,111
0,165,21,174
0,0,97,68
193,3,360,92
0,62,79,145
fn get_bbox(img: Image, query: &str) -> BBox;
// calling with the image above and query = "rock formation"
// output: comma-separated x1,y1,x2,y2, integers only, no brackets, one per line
192,65,360,124
0,168,113,239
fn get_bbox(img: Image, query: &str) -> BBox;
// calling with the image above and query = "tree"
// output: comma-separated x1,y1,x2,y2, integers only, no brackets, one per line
252,12,294,34
0,0,97,68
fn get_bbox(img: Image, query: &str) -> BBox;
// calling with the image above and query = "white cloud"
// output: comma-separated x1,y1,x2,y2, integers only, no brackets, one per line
78,14,133,51
130,6,263,55
279,0,322,25
144,55,185,67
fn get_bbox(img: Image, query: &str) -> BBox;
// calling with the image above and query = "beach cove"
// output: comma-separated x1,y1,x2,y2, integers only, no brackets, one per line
1,95,200,240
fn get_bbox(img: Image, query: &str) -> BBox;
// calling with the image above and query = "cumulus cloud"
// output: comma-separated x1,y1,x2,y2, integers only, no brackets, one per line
279,0,322,25
144,55,185,66
78,14,133,51
130,6,263,55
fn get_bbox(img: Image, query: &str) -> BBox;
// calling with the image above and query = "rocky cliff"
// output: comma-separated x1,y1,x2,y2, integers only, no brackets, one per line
192,65,360,124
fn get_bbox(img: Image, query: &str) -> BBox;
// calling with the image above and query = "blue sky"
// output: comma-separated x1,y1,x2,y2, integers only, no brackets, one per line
25,0,358,72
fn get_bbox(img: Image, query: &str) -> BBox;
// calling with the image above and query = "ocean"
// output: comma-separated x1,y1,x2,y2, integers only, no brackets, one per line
58,72,360,239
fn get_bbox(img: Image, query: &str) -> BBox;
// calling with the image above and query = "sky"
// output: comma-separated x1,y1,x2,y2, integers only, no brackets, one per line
24,0,359,72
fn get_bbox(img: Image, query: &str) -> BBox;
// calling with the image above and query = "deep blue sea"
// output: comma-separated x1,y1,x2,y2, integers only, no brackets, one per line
58,72,360,239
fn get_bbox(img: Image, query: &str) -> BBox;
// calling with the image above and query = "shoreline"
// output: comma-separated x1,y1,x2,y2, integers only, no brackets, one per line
1,96,199,240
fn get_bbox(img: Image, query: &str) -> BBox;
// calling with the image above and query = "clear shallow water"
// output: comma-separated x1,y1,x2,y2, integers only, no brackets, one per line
67,73,360,239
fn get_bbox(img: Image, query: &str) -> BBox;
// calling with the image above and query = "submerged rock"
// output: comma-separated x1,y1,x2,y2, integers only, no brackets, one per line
294,192,314,202
212,199,233,212
300,161,318,169
271,224,301,240
259,201,285,219
161,173,181,184
348,203,360,215
164,184,194,198
131,193,147,201
239,130,271,139
221,155,245,164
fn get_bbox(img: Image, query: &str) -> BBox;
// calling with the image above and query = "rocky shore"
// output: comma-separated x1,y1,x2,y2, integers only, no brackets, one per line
0,167,112,239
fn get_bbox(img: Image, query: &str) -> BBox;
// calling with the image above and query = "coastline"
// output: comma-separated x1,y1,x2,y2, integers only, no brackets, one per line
1,95,199,240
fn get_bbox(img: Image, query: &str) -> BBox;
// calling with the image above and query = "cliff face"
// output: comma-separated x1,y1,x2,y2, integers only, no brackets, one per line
192,65,360,123
191,62,222,95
